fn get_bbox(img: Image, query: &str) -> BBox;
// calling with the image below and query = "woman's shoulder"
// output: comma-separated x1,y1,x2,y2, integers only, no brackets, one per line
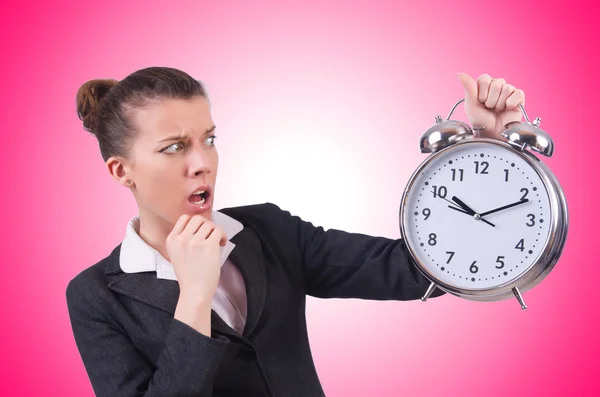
218,201,290,227
65,244,121,314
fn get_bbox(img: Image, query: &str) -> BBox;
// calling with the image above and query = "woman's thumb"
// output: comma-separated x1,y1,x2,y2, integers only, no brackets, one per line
457,72,477,101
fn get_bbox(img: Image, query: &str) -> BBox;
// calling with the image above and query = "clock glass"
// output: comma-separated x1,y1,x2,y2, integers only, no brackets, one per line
402,141,553,290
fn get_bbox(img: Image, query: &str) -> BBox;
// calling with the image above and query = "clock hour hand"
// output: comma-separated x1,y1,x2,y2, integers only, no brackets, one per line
480,199,529,217
451,196,477,215
430,192,496,227
450,195,496,227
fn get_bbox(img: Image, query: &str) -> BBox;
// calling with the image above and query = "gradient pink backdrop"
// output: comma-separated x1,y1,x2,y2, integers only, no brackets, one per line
1,0,598,395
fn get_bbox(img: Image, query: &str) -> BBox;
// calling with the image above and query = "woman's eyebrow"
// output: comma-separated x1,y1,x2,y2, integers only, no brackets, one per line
158,125,216,142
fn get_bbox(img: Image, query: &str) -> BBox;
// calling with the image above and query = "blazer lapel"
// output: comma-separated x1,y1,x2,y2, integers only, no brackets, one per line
228,227,267,338
104,226,268,339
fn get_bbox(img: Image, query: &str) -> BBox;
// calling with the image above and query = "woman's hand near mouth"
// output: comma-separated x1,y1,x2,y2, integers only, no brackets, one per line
167,213,228,336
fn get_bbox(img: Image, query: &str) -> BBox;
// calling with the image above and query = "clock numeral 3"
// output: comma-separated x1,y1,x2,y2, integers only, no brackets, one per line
526,214,536,227
496,256,505,269
432,185,447,198
469,260,478,274
515,239,525,252
474,161,489,174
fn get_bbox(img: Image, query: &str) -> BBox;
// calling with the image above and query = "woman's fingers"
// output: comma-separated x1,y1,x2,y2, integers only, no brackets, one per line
506,88,525,109
495,84,515,112
485,77,505,109
477,73,493,103
179,215,207,240
168,214,191,239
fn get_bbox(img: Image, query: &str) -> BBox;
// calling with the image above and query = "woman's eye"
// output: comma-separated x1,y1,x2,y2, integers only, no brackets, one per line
161,135,216,153
205,135,217,146
161,142,183,153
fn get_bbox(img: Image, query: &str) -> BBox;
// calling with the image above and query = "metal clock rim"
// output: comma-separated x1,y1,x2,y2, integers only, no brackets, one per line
399,137,568,302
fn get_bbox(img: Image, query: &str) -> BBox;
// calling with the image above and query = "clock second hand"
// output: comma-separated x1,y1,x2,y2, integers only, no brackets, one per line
430,191,496,227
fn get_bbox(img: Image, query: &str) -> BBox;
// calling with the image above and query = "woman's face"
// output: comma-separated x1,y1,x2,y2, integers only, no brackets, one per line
122,96,218,224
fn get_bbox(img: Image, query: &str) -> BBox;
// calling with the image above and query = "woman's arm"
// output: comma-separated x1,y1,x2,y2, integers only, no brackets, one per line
266,202,445,300
66,278,229,397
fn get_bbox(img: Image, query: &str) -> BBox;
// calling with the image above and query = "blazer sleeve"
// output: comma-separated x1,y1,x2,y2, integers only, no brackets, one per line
66,277,229,397
266,202,446,301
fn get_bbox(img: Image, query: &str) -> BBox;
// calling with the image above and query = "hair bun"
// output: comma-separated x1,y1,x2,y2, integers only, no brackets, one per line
76,79,118,134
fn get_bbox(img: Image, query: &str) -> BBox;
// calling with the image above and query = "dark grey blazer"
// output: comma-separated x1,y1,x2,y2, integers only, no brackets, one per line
66,202,445,397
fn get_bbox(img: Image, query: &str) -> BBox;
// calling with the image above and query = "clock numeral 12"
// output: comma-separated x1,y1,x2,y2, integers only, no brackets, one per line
474,161,489,174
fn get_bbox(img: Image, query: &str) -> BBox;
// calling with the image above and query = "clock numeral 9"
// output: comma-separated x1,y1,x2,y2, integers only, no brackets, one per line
469,260,478,274
474,161,489,174
515,239,525,252
526,213,536,227
422,208,431,220
496,256,505,269
428,233,437,246
432,185,447,198
451,168,464,182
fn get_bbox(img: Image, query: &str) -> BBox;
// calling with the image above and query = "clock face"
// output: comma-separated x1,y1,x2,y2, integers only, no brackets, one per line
402,141,553,290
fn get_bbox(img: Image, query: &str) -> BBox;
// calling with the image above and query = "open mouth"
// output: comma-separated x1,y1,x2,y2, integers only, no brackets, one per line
188,189,210,205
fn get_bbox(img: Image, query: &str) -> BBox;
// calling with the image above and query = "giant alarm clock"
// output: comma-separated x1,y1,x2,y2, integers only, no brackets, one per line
399,98,568,309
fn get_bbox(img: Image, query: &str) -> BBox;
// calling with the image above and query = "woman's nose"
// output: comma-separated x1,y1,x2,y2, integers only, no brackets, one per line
189,152,213,176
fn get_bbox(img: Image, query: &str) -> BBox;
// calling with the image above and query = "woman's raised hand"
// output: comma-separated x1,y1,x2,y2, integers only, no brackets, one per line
167,214,227,304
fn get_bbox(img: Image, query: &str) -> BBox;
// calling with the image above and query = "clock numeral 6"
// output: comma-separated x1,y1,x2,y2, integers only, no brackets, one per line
432,185,447,198
469,260,478,274
496,256,505,269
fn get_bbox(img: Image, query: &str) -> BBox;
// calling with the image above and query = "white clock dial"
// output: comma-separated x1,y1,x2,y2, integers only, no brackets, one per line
402,141,553,290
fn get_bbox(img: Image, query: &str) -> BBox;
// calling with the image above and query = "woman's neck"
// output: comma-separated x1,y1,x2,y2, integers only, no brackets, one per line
136,211,172,263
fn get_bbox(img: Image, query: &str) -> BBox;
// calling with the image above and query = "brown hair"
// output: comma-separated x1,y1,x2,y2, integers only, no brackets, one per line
76,66,209,162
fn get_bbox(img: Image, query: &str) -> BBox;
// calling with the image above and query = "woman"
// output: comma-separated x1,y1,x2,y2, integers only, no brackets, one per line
66,66,525,396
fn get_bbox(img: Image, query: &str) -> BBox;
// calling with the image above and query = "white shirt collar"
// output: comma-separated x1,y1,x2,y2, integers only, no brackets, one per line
119,211,243,280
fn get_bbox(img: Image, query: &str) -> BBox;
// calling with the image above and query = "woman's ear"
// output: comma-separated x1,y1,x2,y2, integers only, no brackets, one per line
106,156,134,187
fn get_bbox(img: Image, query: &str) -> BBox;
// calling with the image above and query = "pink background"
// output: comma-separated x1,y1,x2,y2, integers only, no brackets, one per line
2,0,598,395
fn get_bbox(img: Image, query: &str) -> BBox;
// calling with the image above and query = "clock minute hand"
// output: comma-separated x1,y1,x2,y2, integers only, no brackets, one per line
479,199,529,217
451,196,477,215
